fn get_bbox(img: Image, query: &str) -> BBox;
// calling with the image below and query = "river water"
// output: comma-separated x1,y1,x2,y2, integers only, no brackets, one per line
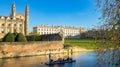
0,52,102,67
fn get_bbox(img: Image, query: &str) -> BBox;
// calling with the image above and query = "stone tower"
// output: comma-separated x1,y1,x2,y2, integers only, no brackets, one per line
25,5,29,35
11,3,16,18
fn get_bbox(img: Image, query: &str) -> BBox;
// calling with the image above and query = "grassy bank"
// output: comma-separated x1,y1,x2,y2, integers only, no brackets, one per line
64,38,97,50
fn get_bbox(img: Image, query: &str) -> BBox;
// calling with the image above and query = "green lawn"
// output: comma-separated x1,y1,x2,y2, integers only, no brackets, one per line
64,38,98,49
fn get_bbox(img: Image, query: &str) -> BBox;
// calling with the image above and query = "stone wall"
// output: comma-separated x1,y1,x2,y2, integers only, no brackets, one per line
0,41,64,58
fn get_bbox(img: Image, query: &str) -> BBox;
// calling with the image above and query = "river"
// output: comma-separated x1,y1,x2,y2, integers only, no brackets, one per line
0,52,116,67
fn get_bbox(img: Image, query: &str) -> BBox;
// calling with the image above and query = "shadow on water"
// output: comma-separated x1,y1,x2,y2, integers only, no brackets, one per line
0,52,99,67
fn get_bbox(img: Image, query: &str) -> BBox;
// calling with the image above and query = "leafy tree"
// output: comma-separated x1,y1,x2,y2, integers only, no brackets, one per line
15,33,27,42
2,33,15,42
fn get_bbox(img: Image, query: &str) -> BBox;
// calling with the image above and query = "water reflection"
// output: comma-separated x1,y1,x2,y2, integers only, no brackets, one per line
97,50,120,67
0,52,87,67
0,52,120,67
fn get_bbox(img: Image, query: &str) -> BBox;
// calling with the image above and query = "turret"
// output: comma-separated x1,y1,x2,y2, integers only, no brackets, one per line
25,5,29,35
11,3,16,18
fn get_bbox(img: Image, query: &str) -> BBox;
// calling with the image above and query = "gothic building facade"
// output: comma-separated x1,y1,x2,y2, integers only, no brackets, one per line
0,3,29,38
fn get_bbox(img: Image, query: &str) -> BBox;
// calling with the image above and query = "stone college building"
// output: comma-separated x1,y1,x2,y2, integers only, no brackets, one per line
0,3,29,38
33,25,86,38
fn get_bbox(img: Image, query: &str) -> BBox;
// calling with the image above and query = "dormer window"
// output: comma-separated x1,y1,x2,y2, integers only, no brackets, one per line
13,17,16,20
1,16,5,19
7,17,10,20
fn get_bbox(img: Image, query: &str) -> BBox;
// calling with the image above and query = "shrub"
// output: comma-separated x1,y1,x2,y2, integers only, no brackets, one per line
26,35,42,41
15,33,27,42
2,33,15,42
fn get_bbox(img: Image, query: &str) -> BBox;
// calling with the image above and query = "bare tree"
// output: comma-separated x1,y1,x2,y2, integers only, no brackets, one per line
96,0,120,67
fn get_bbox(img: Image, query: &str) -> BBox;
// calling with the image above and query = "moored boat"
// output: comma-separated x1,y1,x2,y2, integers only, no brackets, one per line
45,61,65,65
45,59,76,65
65,60,76,63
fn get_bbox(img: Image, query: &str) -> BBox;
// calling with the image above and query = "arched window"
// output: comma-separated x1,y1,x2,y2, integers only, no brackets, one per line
14,24,16,26
8,24,11,26
1,29,4,33
2,23,4,26
20,24,22,27
8,29,10,33
14,29,16,33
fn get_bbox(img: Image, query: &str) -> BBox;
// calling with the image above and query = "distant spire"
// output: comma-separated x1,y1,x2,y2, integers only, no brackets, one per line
26,4,29,11
11,2,16,18
25,4,29,35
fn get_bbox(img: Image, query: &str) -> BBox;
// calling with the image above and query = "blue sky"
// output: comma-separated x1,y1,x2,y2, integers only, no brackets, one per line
0,0,100,32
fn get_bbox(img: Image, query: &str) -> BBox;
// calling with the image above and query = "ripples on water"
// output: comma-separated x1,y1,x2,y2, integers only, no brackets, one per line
0,52,98,67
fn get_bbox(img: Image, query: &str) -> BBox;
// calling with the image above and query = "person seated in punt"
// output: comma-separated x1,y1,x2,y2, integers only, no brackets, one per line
58,58,63,62
49,59,54,63
66,57,72,61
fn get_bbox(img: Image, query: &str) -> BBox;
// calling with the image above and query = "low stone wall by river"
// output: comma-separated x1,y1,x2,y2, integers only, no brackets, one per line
0,41,64,58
